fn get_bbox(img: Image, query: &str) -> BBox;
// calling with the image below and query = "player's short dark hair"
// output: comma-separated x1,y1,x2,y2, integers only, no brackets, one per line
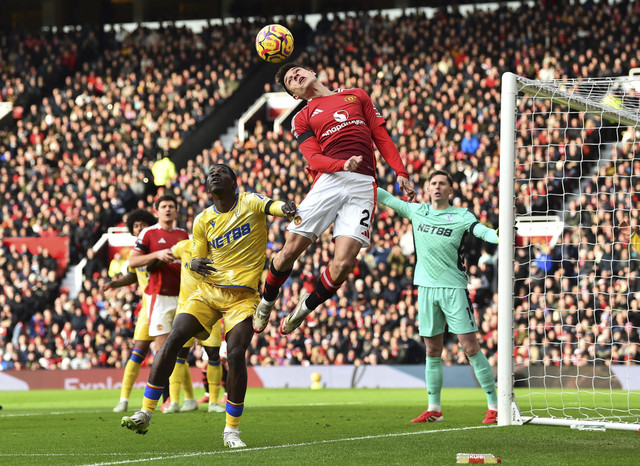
276,62,309,96
125,209,157,235
155,194,178,210
212,163,237,184
428,169,454,186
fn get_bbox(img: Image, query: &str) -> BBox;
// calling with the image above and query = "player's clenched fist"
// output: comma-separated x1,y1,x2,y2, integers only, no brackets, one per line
344,155,363,172
282,200,297,219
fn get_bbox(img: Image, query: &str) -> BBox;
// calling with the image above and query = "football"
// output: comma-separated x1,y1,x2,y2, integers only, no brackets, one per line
255,24,294,63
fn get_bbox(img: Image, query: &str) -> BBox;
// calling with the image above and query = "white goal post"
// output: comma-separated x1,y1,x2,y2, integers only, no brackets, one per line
498,71,640,431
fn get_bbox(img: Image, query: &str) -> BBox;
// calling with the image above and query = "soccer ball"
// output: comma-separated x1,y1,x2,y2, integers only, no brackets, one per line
255,24,294,63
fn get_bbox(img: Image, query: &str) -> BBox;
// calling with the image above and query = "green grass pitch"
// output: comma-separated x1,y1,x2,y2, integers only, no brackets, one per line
1,388,637,465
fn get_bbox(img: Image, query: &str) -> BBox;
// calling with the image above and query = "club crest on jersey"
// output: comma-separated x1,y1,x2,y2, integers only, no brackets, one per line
333,110,349,122
293,215,302,226
344,95,356,102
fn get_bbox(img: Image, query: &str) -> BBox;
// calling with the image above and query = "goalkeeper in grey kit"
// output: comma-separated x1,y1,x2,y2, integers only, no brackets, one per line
377,169,499,424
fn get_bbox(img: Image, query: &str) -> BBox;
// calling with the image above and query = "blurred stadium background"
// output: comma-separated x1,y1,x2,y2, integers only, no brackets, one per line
1,0,639,410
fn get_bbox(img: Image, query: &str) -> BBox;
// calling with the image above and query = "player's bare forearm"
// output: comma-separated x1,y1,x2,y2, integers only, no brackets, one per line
101,273,137,292
146,259,164,272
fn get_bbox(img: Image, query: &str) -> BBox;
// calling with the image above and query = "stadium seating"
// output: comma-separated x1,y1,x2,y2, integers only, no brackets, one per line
1,2,639,370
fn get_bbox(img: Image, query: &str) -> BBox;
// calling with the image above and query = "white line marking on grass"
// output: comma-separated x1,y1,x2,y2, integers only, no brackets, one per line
257,401,363,408
2,453,132,457
2,403,362,418
2,410,105,417
85,425,496,466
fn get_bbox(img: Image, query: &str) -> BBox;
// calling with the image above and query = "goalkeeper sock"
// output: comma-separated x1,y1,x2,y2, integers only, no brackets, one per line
305,268,341,310
425,356,443,407
119,348,145,400
262,262,292,302
208,359,223,402
469,351,498,406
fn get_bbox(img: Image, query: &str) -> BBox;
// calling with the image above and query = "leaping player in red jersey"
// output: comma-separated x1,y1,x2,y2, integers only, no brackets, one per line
128,194,189,352
253,63,415,336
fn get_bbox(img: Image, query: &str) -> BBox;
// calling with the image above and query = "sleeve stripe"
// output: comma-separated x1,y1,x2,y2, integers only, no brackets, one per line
297,130,314,143
469,221,479,235
264,200,274,215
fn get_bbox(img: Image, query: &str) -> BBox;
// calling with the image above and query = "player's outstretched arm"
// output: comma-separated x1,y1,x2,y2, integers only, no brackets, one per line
376,187,418,219
471,220,499,245
101,272,137,292
262,197,297,220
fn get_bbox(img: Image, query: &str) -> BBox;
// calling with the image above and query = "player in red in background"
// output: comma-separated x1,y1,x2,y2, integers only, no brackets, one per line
253,63,415,336
101,208,157,413
128,195,189,353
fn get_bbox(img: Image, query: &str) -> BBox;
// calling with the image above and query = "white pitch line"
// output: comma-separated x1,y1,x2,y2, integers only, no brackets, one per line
84,425,495,466
1,402,362,418
2,409,105,417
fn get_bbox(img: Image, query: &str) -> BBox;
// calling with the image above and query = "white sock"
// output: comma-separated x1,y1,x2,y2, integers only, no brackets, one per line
428,404,442,412
259,299,275,314
224,426,238,433
120,397,128,402
488,403,497,411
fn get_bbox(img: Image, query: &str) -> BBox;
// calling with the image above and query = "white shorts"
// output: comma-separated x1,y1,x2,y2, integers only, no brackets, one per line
288,171,376,247
146,294,179,337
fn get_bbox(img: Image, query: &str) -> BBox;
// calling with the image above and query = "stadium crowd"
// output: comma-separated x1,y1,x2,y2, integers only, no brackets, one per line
1,1,640,372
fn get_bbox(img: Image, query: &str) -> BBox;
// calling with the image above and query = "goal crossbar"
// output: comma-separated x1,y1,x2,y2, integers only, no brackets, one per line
515,75,640,127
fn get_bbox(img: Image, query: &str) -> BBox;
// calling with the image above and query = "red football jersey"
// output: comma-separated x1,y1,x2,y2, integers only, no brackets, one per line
292,88,388,178
134,224,189,296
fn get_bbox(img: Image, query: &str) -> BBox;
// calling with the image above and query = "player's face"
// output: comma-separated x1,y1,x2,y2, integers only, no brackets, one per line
207,165,235,195
131,221,150,237
428,175,453,202
156,200,177,222
284,67,316,99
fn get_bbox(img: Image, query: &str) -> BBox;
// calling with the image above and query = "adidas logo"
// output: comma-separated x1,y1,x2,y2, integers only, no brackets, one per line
311,109,323,117
158,238,167,244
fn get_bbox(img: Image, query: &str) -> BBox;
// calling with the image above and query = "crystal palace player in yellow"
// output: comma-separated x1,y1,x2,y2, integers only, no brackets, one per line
101,209,162,413
122,164,296,448
166,238,226,414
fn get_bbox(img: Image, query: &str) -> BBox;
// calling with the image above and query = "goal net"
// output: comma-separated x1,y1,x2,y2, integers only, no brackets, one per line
497,72,640,431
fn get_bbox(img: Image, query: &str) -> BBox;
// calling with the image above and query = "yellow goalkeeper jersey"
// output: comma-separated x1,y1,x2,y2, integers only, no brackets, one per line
171,238,201,303
192,192,274,291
